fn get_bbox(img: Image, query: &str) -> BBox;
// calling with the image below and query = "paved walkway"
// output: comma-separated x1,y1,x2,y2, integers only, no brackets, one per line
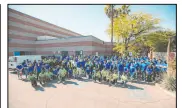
9,73,176,108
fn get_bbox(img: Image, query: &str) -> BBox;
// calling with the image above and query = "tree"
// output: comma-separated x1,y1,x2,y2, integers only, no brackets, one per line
107,11,160,55
104,5,131,55
132,30,176,58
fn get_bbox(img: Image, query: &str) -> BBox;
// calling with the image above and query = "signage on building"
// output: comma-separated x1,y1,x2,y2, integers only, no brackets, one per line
80,50,83,55
96,52,98,56
129,52,132,56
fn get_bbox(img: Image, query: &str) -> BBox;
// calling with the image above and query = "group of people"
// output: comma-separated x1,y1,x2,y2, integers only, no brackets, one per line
15,55,168,85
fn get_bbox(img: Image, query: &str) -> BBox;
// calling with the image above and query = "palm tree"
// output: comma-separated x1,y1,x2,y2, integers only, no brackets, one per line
104,5,115,55
104,5,130,55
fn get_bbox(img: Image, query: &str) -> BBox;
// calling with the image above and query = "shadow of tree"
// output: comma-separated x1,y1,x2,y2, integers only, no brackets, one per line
33,85,45,91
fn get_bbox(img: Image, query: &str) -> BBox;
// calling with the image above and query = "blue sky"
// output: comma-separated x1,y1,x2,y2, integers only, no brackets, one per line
9,5,176,42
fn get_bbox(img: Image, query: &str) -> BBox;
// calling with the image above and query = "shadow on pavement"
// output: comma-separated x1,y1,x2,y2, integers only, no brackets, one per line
77,78,93,82
131,80,155,86
22,79,29,82
33,85,45,91
126,84,144,90
9,71,17,74
63,80,79,85
49,79,58,84
42,83,57,88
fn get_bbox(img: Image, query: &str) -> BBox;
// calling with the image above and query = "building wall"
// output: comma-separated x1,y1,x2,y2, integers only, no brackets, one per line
8,8,112,56
8,8,82,56
35,36,111,56
151,52,176,60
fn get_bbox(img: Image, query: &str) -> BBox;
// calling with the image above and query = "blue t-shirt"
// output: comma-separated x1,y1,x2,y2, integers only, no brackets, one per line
68,69,72,74
146,67,153,75
126,62,130,69
86,66,90,73
162,63,168,72
23,63,27,68
155,63,162,72
53,69,58,75
45,64,50,69
28,66,34,72
82,61,86,68
141,63,147,72
124,67,129,73
106,63,110,70
16,65,22,70
130,66,135,73
77,62,81,68
36,64,41,73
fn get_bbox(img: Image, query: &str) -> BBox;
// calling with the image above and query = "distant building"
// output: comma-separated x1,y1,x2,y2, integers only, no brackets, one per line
8,8,112,56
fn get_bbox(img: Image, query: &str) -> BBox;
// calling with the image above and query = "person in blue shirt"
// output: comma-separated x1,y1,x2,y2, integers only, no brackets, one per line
126,61,130,70
99,61,103,71
36,62,42,80
45,63,50,72
103,61,107,70
110,61,115,72
129,63,136,80
140,61,147,81
161,61,168,72
106,61,111,70
85,61,91,79
146,64,153,82
134,61,140,79
95,61,100,71
68,65,73,78
16,64,23,79
117,61,121,80
28,63,33,74
23,61,28,79
124,63,129,75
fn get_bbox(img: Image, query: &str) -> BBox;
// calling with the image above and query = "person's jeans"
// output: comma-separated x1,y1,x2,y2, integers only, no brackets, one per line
45,69,49,72
142,71,146,81
24,68,28,78
37,72,40,80
17,70,20,78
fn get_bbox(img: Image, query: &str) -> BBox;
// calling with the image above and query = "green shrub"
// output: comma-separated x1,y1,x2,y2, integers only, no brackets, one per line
112,73,118,80
96,71,101,79
161,73,176,92
28,74,36,81
60,69,67,77
121,74,128,82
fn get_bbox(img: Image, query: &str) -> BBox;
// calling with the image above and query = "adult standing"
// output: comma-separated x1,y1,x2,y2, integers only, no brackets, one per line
36,61,42,80
23,61,28,79
16,64,23,79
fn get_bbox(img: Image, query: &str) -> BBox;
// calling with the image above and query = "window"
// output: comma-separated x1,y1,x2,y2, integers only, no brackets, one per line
61,51,68,56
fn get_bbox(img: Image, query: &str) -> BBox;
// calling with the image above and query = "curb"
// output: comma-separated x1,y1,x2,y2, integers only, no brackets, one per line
155,83,176,97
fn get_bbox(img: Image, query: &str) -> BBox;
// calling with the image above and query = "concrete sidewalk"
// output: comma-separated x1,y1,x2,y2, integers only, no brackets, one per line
9,73,176,108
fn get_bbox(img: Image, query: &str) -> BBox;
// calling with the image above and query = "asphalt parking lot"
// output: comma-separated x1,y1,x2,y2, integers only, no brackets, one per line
9,72,176,108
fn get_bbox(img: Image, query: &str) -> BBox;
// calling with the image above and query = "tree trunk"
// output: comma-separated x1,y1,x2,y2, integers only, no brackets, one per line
167,38,171,75
111,5,114,56
149,48,153,59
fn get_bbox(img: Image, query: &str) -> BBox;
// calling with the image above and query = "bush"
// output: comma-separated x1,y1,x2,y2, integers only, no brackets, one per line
161,73,176,92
